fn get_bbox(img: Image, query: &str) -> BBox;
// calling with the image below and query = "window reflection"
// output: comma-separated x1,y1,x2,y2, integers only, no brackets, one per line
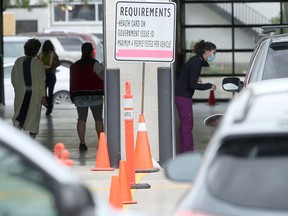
53,2,102,23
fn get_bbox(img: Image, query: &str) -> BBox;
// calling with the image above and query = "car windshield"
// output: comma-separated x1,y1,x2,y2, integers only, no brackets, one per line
262,42,288,80
208,136,288,210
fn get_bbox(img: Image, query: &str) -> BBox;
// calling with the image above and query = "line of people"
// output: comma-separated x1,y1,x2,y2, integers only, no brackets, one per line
11,38,216,155
11,39,104,151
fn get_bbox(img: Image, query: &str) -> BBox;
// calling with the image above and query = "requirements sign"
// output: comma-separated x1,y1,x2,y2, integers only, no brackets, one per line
115,1,176,62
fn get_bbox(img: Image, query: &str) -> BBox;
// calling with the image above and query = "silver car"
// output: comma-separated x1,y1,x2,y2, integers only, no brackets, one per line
223,25,288,93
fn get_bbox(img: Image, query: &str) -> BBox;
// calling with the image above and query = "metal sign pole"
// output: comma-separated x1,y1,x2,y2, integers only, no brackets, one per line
141,62,145,114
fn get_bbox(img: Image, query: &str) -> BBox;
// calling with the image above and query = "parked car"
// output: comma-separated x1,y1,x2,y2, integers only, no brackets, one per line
3,35,30,64
223,25,288,93
165,78,288,216
20,32,104,65
3,35,80,67
42,28,104,44
4,61,71,106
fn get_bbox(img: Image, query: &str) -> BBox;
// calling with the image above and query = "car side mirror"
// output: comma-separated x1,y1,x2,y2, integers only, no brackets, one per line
204,114,223,127
222,77,244,93
164,152,203,182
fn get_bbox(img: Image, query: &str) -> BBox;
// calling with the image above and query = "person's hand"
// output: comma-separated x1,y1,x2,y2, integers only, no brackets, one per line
211,84,216,91
41,96,48,108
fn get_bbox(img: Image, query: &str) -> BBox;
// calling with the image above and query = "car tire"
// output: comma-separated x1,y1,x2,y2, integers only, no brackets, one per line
53,91,71,105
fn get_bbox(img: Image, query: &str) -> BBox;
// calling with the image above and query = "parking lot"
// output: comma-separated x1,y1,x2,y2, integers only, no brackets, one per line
0,102,228,215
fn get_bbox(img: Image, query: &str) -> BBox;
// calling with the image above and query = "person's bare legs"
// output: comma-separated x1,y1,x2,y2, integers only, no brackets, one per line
77,119,86,144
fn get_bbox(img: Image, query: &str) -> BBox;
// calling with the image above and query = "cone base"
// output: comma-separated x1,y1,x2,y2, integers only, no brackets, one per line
130,183,151,189
135,167,160,173
122,200,138,205
91,167,115,171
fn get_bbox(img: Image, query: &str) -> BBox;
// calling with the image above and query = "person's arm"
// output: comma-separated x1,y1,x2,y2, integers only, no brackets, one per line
189,61,213,91
93,61,104,80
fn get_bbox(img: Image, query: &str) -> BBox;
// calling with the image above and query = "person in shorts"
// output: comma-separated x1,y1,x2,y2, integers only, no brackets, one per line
70,42,104,151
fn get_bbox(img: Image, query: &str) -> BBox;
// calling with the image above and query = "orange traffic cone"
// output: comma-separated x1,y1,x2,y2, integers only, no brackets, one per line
118,160,137,204
91,132,114,171
54,143,65,159
109,175,123,209
208,90,216,106
134,114,160,173
60,149,74,166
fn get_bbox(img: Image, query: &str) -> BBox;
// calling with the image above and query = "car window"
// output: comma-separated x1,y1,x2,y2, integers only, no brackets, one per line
208,136,288,210
262,42,288,80
245,40,269,85
56,37,83,51
0,144,58,216
4,41,25,58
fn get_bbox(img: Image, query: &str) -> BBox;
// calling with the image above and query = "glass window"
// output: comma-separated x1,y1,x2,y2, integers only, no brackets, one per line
53,4,66,22
234,52,252,75
52,2,102,23
97,3,103,21
186,3,232,25
0,144,57,216
236,3,281,25
69,4,95,21
209,136,288,210
185,28,232,50
263,42,288,80
234,27,259,49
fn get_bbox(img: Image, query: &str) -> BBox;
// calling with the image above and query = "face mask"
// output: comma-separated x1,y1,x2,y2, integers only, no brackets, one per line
207,53,216,62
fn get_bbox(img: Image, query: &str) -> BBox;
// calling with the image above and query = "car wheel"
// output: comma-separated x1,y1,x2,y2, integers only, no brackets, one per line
53,91,71,105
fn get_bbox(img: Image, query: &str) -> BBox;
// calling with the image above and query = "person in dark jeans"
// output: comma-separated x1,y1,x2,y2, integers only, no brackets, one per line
175,40,217,153
38,40,59,116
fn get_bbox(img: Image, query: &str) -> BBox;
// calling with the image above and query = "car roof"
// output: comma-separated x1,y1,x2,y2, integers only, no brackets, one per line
218,78,288,136
3,35,31,41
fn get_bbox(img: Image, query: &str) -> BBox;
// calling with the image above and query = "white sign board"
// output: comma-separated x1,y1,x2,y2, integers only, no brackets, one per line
115,1,176,62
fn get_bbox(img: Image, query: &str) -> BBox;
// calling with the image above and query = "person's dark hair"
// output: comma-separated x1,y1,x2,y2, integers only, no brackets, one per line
193,40,217,55
24,38,41,57
81,42,94,59
42,40,55,54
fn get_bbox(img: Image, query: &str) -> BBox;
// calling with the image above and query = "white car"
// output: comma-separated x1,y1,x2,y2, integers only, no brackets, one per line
166,78,288,216
4,62,71,106
0,114,154,216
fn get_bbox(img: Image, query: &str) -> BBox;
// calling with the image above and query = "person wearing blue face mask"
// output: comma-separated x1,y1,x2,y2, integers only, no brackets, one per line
175,39,217,153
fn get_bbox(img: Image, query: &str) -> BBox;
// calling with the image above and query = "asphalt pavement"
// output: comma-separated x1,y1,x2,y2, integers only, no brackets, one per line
0,102,228,215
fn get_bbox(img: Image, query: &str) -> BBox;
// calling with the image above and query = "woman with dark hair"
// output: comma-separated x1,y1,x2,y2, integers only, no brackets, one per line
175,40,217,153
38,40,59,116
11,38,48,139
70,42,104,151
